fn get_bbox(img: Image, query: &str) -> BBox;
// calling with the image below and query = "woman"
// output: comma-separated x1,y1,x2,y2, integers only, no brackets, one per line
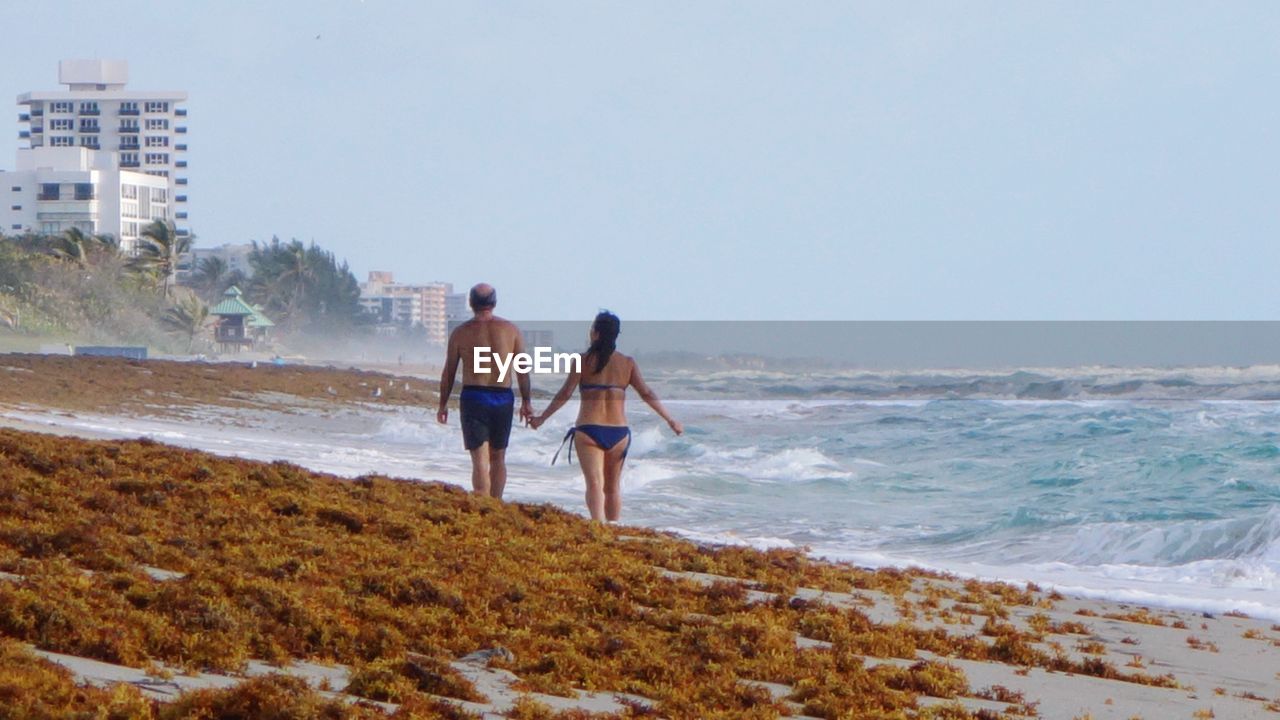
530,311,683,522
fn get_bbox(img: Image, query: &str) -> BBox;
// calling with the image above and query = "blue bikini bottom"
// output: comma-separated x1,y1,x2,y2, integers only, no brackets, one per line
553,425,631,464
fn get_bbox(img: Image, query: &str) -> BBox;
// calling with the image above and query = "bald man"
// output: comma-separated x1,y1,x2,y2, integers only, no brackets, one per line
437,283,533,498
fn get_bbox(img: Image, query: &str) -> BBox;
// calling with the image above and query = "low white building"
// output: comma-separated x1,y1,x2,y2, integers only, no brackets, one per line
1,146,168,252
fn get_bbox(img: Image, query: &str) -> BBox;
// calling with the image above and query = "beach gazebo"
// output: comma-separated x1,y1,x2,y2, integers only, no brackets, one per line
210,286,273,353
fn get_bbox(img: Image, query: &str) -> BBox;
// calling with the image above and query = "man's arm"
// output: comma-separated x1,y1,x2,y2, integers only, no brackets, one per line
437,331,461,424
512,326,533,423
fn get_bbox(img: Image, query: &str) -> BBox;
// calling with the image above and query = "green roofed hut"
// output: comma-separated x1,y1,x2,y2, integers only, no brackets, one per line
210,286,274,353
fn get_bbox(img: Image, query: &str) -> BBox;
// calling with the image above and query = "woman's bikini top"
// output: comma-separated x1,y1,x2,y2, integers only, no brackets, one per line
579,382,625,393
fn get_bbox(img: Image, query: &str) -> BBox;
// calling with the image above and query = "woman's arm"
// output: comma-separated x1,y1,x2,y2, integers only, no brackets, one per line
531,366,580,429
629,359,683,435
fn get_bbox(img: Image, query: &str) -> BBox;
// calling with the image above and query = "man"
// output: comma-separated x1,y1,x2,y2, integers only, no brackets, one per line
437,283,533,498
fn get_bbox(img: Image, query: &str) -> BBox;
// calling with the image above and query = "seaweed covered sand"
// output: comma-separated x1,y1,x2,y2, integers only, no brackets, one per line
2,428,1280,718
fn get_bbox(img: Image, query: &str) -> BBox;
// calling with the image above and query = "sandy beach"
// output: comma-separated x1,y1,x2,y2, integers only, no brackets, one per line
3,355,1280,719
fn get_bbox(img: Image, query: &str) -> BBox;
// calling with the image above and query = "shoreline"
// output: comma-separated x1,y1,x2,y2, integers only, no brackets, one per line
6,402,1280,627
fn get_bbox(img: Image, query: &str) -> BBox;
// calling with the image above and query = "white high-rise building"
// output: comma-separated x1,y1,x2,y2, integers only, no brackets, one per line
1,147,168,248
15,60,188,239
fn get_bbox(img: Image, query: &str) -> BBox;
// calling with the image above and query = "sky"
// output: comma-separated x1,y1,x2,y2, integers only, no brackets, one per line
3,2,1279,321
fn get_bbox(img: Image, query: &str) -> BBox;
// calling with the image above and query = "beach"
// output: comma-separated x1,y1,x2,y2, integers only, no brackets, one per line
3,355,1280,718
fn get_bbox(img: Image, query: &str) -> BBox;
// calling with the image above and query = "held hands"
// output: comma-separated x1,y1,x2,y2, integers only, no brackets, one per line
528,414,546,430
520,401,534,426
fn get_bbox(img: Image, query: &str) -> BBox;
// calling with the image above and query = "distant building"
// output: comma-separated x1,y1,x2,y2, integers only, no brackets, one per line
359,272,450,343
180,243,254,283
15,60,190,237
0,146,168,252
445,292,469,323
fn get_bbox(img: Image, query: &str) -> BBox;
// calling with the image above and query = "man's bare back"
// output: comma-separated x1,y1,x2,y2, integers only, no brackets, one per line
449,316,525,387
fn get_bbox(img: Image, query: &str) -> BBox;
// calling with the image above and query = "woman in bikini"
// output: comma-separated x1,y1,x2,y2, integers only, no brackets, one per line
530,311,683,522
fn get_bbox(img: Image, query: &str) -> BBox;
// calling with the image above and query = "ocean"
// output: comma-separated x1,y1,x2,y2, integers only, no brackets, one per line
13,364,1280,621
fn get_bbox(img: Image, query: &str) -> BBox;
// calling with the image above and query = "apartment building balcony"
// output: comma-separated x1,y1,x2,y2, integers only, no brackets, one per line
175,195,187,203
37,201,99,219
176,228,190,237
79,125,101,133
176,127,187,134
118,125,139,133
120,161,140,168
176,161,187,168
18,113,29,122
30,126,43,134
118,108,140,116
175,109,187,117
119,142,140,150
18,131,29,139
29,109,43,117
176,178,188,186
79,109,100,116
175,144,187,152
175,212,188,220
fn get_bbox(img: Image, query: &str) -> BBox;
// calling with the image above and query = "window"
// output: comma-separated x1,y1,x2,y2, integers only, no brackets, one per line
145,118,169,130
51,118,73,130
145,170,169,178
50,102,73,113
119,102,139,114
151,188,167,203
12,225,23,231
9,186,19,192
79,101,99,114
41,222,58,233
9,206,19,211
145,136,169,147
121,184,138,200
120,152,139,166
51,136,73,147
74,183,94,201
39,184,59,200
144,153,169,165
120,120,139,132
79,119,99,131
121,202,138,218
122,221,138,237
144,101,169,113
79,137,100,148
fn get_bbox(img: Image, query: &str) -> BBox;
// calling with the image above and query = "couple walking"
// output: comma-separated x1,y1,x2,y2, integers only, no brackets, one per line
436,283,683,522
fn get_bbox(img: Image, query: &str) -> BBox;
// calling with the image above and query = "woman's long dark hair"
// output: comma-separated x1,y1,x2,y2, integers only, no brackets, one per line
587,311,620,374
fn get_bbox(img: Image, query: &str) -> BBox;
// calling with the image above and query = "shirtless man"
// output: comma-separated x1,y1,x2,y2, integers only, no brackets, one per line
436,283,533,498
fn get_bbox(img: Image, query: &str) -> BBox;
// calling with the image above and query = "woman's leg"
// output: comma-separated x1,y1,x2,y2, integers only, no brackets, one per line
575,435,607,521
602,435,631,522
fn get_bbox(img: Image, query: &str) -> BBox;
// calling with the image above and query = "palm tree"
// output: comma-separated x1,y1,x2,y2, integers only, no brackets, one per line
191,255,229,300
130,220,192,298
50,228,117,267
160,292,210,353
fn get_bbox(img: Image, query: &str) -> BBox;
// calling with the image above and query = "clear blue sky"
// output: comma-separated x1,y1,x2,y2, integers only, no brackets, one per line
4,2,1279,320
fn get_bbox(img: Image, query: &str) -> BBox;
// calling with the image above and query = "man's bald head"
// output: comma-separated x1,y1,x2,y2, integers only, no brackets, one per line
469,283,497,310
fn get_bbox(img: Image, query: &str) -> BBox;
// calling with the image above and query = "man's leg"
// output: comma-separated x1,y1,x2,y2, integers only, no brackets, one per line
488,447,507,499
469,444,491,496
